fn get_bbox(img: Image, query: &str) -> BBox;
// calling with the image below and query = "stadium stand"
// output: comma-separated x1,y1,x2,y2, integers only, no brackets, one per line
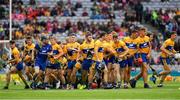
0,0,9,40
0,0,179,65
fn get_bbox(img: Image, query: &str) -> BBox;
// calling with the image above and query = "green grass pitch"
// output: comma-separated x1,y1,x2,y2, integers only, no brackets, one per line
0,81,180,100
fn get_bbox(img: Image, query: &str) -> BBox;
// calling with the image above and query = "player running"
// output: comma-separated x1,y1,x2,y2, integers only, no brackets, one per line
157,32,177,87
3,40,29,89
65,34,80,89
80,32,95,89
113,34,129,88
43,36,65,89
123,29,139,88
31,36,52,89
130,27,151,88
23,36,35,81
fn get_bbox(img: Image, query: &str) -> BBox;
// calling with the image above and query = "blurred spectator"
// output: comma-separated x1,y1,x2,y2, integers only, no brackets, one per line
75,1,82,10
29,0,36,5
82,8,89,16
144,8,180,39
134,2,143,23
114,1,121,11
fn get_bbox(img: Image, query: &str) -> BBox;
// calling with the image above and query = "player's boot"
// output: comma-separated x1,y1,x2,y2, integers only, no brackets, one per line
56,81,61,89
129,78,137,88
88,83,92,90
124,84,128,89
30,82,37,89
24,85,30,89
150,75,157,84
144,83,151,88
157,84,163,87
61,84,67,89
3,86,8,89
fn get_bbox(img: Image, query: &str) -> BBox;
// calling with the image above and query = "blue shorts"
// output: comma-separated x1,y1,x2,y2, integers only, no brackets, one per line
95,61,106,69
16,62,23,71
25,62,33,67
82,59,93,70
35,60,47,71
134,53,139,59
139,53,149,63
119,60,127,68
160,57,170,65
47,62,60,69
108,56,115,64
67,60,76,69
104,56,115,65
127,57,134,67
104,59,108,65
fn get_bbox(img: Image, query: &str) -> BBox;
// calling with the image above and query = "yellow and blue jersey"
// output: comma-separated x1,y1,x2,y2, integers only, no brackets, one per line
12,47,21,63
65,42,80,60
123,36,138,56
137,36,150,54
80,40,95,60
113,40,127,55
103,41,115,58
94,40,106,61
24,43,35,52
160,38,175,58
49,43,63,64
24,43,35,64
12,47,23,70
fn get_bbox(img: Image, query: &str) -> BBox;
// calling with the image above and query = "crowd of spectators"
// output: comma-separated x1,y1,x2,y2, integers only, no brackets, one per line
143,8,180,39
0,0,9,40
11,0,136,40
0,0,180,65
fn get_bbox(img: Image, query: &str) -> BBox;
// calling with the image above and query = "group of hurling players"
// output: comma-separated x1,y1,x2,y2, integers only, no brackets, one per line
2,25,178,90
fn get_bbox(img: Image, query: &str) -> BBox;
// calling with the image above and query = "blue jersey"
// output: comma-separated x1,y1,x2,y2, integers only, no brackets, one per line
35,43,52,62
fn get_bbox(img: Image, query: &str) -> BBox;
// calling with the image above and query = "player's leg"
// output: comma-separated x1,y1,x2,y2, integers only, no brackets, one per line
107,62,114,87
141,53,150,88
88,62,96,89
16,62,29,88
58,69,66,89
70,61,80,89
31,62,45,89
119,60,128,88
66,60,73,89
43,68,52,89
17,70,29,89
3,66,17,89
157,58,171,87
142,62,150,88
113,63,121,88
126,57,133,84
25,65,33,81
70,67,78,89
81,59,93,89
103,65,108,88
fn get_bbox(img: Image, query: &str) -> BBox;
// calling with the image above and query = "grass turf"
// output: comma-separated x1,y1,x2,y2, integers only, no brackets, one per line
0,81,180,100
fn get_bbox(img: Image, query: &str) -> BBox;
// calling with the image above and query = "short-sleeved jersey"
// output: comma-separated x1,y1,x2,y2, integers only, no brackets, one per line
49,43,63,63
65,42,80,60
103,41,115,58
113,40,127,56
94,40,107,61
12,47,21,63
160,38,175,58
80,40,95,60
137,36,150,54
123,36,138,55
24,43,35,51
35,43,52,62
24,43,35,55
